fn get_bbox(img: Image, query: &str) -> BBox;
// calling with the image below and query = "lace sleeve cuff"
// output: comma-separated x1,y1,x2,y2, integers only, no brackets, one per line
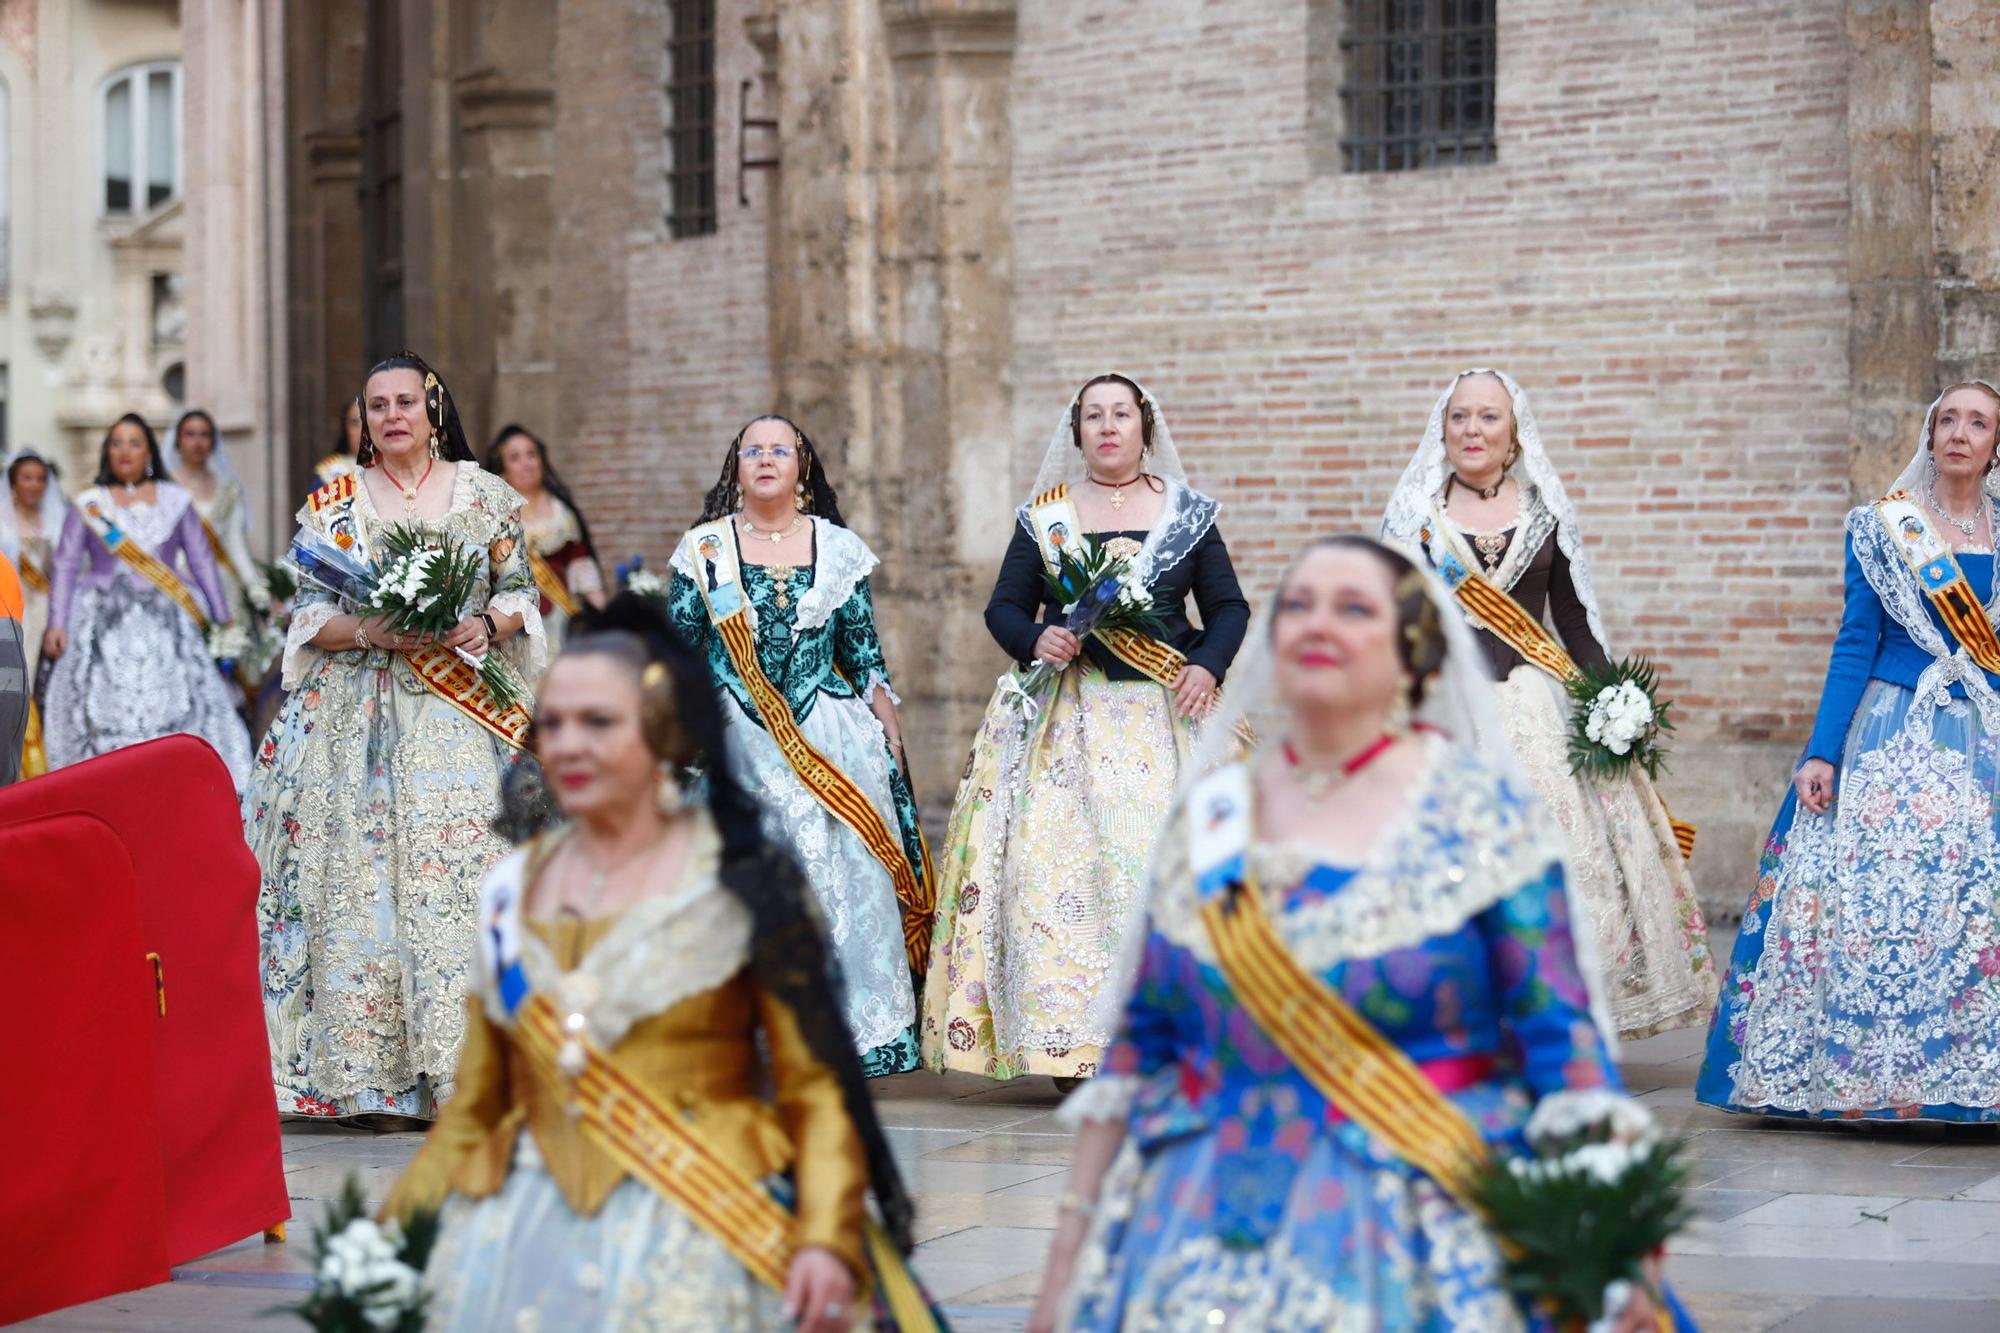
1056,1074,1140,1128
489,588,548,680
282,602,342,689
860,671,901,708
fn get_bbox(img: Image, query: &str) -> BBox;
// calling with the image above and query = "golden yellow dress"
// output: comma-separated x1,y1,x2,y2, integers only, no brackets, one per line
384,820,873,1330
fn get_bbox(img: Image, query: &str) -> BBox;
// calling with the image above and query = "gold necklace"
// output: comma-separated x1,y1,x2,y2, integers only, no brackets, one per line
740,513,804,544
561,829,668,918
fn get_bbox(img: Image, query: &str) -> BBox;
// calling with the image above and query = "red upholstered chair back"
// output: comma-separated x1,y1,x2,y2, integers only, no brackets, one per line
0,814,170,1323
0,735,286,1269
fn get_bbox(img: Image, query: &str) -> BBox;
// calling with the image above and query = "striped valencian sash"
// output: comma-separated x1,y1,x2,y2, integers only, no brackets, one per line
1187,765,1492,1209
75,493,209,630
1428,530,1696,861
306,474,530,751
16,556,47,595
681,519,935,973
480,854,940,1330
1028,484,1255,747
1876,490,2000,675
529,548,582,617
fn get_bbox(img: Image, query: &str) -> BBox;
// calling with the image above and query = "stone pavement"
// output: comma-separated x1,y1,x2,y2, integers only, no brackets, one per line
22,1023,2000,1331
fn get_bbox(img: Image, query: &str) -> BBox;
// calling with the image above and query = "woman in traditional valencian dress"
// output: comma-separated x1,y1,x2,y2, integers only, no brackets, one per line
251,353,544,1126
1699,381,2000,1122
922,373,1250,1082
666,416,931,1078
486,422,604,647
1028,537,1669,1333
0,448,67,776
41,414,251,788
167,408,272,647
1381,369,1715,1040
384,595,938,1331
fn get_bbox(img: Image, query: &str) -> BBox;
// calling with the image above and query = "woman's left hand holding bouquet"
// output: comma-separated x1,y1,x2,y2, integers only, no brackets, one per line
356,613,427,652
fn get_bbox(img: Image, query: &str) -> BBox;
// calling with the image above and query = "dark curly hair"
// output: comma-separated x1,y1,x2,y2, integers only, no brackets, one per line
1276,535,1449,707
357,352,476,467
529,592,914,1252
697,414,848,527
92,413,168,487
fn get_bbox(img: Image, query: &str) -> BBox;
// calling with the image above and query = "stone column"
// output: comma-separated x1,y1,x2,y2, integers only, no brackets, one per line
1846,0,1936,498
1929,1,2000,389
878,0,1018,806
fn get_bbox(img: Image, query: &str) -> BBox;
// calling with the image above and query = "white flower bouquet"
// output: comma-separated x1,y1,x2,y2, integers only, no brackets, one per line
279,1177,437,1332
1472,1090,1691,1331
1566,657,1676,781
288,522,528,710
206,620,252,667
1000,541,1164,719
625,569,669,600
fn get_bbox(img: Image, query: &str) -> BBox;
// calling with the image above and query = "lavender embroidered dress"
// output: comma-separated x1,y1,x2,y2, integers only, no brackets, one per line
43,481,250,788
1061,744,1624,1331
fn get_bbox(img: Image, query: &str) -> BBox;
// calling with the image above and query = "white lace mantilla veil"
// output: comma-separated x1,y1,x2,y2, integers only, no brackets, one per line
0,447,70,559
163,414,254,540
1081,549,1616,1049
1380,369,1609,651
1030,373,1190,494
1850,378,2000,728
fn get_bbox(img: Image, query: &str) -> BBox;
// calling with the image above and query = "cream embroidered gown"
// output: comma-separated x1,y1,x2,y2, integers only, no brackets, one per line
250,465,544,1120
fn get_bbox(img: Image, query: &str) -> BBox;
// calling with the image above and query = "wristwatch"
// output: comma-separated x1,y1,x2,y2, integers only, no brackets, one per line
477,611,499,640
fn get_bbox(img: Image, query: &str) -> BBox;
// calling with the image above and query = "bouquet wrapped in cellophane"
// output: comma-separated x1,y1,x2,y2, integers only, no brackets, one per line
1000,540,1164,720
1473,1090,1692,1331
287,523,528,709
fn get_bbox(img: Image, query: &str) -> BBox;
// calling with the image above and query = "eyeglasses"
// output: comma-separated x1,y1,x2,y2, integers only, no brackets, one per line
741,445,795,462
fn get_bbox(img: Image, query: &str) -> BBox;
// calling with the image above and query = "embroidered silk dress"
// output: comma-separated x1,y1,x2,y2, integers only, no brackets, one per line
667,518,925,1077
382,822,880,1330
43,481,251,789
1699,514,2000,1121
250,465,544,1120
1061,742,1628,1330
923,480,1250,1080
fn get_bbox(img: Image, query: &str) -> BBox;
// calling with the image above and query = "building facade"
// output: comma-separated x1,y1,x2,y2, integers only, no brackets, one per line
204,0,2000,909
0,0,196,482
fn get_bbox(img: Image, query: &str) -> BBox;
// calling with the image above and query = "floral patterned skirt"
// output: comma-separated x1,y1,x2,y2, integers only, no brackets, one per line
249,650,516,1120
1699,680,2000,1121
1062,1126,1541,1333
921,669,1189,1080
1495,668,1716,1040
44,577,251,790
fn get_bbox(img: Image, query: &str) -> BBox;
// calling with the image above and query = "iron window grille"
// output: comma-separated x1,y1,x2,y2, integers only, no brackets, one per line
665,0,718,238
1339,0,1496,173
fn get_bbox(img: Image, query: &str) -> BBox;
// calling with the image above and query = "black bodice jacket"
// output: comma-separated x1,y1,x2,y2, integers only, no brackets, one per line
984,522,1252,684
1452,526,1609,681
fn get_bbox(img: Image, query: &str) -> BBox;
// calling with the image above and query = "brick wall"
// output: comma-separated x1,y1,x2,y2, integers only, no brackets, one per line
555,0,775,575
1008,0,1856,900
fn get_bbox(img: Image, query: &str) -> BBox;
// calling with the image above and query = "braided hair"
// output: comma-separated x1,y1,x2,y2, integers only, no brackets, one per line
697,414,848,527
485,424,602,569
534,592,916,1251
357,352,476,467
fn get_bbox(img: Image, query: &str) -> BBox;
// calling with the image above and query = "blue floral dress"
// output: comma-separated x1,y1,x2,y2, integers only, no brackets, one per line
1699,517,2000,1121
669,518,926,1077
1062,743,1626,1331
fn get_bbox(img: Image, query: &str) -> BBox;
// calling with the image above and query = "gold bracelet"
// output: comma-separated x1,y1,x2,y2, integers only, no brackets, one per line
354,623,372,651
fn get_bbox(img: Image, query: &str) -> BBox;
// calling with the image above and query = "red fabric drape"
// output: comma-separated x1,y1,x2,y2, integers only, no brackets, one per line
0,735,285,1320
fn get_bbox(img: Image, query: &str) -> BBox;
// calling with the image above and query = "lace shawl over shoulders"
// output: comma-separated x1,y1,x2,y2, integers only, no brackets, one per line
1010,480,1221,591
476,829,754,1050
793,519,880,633
1150,742,1562,972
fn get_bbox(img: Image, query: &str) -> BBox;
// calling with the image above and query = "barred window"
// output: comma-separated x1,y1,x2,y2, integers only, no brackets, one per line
665,0,718,238
1340,0,1495,173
